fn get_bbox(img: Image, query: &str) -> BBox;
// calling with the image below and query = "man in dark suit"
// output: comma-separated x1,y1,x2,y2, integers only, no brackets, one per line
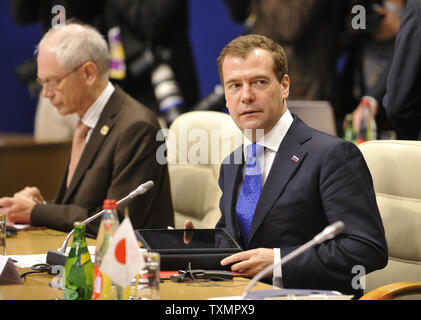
383,0,421,140
0,23,174,235
187,34,388,297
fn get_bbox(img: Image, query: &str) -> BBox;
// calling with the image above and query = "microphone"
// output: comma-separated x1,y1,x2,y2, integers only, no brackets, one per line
46,180,155,266
241,221,345,300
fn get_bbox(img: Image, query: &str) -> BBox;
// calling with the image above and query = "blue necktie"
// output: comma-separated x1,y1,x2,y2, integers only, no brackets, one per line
236,144,263,244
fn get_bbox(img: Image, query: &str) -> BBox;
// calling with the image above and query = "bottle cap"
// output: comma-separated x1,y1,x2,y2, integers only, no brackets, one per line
103,199,117,210
73,221,84,226
360,98,371,107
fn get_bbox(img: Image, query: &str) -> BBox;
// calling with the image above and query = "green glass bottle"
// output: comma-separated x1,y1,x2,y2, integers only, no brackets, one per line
0,213,6,255
343,113,356,144
64,222,94,300
356,103,378,144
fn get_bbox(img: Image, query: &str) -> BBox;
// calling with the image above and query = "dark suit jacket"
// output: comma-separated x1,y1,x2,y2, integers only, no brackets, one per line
31,87,174,235
216,115,388,296
383,0,421,140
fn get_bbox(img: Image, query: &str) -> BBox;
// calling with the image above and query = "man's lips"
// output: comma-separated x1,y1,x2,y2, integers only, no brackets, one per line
240,109,261,116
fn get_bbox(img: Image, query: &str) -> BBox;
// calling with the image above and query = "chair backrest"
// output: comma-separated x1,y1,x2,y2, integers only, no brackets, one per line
166,111,243,229
288,100,337,136
359,140,421,294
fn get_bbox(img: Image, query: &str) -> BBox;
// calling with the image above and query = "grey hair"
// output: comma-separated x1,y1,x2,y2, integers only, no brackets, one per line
36,23,110,79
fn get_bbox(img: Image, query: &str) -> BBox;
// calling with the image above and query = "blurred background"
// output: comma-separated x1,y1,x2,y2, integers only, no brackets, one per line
1,0,405,142
0,0,243,134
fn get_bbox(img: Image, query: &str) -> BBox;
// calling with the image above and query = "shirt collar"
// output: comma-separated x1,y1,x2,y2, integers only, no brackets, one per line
243,108,294,155
80,82,115,129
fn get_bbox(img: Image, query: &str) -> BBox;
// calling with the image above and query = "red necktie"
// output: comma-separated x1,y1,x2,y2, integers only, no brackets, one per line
67,120,90,188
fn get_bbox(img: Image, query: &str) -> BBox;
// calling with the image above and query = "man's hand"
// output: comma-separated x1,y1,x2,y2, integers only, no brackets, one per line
372,6,401,41
183,219,194,244
0,197,35,224
220,248,274,278
184,220,194,230
352,97,378,134
14,186,45,203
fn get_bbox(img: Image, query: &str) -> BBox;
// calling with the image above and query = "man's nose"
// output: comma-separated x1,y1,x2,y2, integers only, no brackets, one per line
240,84,255,104
41,84,54,98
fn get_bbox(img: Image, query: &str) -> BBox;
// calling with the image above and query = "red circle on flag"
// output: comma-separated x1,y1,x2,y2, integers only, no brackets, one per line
115,239,126,264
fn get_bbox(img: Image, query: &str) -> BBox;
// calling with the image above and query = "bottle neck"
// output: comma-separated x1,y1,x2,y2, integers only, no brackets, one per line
102,208,118,220
73,224,86,242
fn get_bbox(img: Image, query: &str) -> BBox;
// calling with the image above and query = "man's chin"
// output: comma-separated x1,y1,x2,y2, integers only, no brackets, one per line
238,120,263,132
54,105,69,115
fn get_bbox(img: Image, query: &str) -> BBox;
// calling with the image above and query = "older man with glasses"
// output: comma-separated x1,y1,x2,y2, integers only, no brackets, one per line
0,23,174,235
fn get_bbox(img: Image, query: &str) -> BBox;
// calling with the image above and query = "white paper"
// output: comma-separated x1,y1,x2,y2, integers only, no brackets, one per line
13,224,31,230
9,246,145,268
7,254,47,268
0,256,9,272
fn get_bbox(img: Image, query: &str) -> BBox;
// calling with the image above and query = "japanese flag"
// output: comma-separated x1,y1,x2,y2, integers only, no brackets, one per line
100,217,145,287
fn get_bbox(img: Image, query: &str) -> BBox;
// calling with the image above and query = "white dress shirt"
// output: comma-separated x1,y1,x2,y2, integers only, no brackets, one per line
242,108,294,287
80,82,115,141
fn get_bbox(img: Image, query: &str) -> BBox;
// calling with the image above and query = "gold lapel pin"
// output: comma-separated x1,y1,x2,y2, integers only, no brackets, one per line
100,125,109,136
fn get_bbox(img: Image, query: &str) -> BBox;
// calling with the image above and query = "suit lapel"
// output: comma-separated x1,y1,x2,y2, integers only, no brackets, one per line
62,88,123,204
55,167,69,204
223,146,243,240
247,116,311,245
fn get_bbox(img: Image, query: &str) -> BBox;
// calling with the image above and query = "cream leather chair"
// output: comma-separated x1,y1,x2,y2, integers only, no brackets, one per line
166,111,243,229
359,140,421,299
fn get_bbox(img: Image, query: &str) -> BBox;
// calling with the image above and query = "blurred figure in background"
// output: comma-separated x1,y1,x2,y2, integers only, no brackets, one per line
10,0,199,138
350,0,406,140
382,0,421,139
0,23,174,234
222,0,351,133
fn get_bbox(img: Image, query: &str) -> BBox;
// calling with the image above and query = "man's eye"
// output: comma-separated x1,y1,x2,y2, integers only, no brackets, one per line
254,80,267,87
229,83,241,90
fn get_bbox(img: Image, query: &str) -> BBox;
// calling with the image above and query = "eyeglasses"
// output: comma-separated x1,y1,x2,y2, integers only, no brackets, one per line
36,63,84,90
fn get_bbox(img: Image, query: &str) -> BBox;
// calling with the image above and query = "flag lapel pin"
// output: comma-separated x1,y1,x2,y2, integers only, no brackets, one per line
291,155,300,163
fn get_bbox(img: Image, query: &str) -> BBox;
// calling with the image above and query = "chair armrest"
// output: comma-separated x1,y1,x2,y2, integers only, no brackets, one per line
360,281,421,300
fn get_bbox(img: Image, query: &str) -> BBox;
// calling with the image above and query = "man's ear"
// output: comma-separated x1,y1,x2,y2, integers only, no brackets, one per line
82,61,98,86
281,74,290,99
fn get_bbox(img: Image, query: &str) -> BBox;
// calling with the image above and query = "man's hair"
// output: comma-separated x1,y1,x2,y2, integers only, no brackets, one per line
217,34,288,84
36,21,110,79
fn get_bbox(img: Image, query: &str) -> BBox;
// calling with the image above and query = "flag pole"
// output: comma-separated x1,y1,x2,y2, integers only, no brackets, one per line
124,206,139,300
134,274,140,300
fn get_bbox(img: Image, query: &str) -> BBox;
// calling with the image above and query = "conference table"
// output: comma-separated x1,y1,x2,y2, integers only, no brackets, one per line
0,228,275,300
